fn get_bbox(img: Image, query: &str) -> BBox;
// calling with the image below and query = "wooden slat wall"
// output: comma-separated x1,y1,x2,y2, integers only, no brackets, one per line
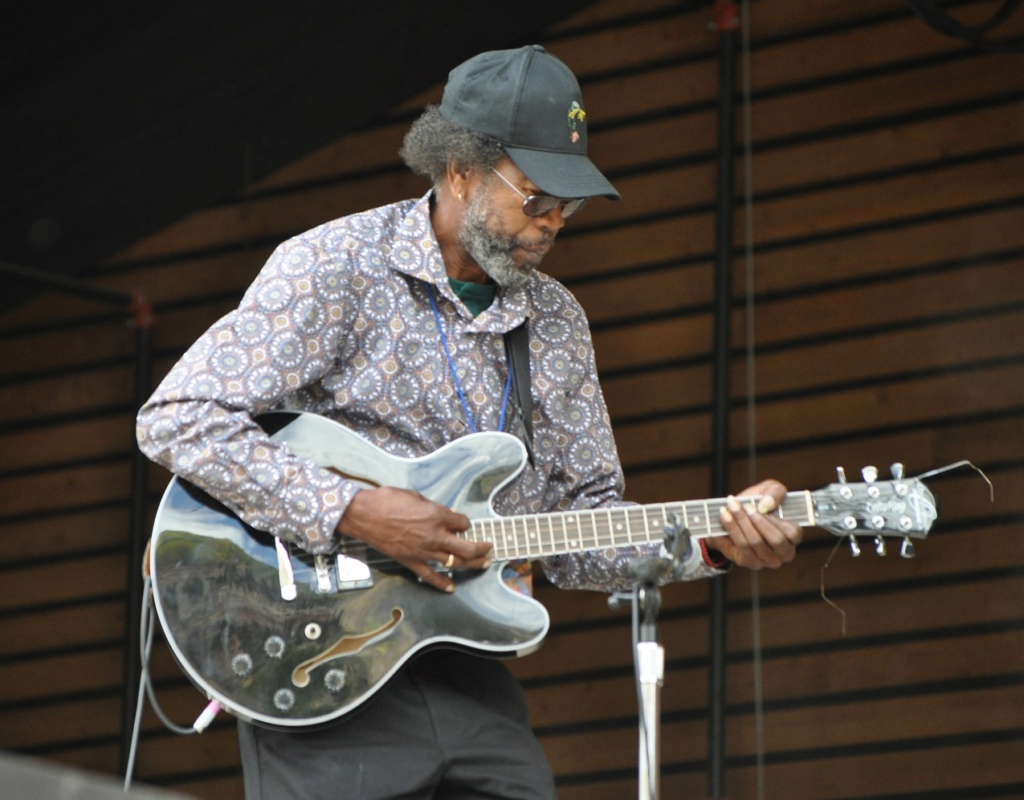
2,0,1022,797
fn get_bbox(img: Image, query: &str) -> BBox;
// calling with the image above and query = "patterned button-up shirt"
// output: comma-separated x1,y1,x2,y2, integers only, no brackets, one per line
136,193,724,591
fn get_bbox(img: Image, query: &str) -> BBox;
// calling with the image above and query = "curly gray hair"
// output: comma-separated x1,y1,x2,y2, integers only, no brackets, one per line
400,105,505,186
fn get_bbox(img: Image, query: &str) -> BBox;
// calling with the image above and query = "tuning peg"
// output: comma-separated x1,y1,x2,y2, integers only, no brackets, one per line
848,535,862,557
861,465,878,483
900,537,916,559
836,466,848,484
874,535,887,557
890,462,905,480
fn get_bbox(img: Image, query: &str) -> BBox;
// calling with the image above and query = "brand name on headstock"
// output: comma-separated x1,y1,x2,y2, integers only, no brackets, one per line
866,499,908,515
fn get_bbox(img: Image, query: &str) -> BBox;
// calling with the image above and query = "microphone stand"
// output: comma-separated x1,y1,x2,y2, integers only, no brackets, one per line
610,514,692,800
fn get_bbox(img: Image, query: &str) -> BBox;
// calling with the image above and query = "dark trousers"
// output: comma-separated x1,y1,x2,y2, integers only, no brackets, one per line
237,650,557,799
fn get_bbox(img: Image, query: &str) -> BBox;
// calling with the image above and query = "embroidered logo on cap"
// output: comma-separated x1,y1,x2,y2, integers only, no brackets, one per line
567,101,586,144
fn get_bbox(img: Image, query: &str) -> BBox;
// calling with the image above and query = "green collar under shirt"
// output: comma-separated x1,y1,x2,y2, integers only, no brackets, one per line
448,277,497,317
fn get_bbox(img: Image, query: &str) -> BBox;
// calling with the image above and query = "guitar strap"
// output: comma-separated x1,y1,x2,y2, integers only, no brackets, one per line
505,320,535,467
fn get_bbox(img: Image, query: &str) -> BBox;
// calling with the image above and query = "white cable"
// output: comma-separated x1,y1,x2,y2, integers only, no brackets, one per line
123,636,149,790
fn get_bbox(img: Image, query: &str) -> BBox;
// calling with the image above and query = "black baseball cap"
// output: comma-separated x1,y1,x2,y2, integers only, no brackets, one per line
439,45,620,201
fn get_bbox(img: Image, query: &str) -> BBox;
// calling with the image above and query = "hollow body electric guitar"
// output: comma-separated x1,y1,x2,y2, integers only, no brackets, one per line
149,412,938,730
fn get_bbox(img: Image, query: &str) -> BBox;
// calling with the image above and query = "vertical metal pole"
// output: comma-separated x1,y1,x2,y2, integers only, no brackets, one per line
709,2,739,797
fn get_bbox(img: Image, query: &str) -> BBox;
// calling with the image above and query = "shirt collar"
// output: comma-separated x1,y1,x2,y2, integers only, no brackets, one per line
388,192,534,333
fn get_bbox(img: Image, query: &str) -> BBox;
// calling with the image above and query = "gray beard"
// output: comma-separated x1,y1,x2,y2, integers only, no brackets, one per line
457,192,539,290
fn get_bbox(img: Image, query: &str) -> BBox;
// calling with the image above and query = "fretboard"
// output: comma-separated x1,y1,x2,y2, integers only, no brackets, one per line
463,492,816,562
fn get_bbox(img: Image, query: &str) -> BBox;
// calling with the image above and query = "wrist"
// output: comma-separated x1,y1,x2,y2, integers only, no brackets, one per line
700,539,731,570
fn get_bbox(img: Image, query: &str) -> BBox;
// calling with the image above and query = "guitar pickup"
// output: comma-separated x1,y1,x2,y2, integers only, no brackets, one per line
336,554,373,591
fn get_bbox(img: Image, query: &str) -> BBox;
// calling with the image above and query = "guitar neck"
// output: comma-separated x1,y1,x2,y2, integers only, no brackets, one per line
465,491,816,562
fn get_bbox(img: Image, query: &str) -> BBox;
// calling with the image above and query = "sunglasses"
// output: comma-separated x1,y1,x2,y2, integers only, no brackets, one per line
490,168,588,219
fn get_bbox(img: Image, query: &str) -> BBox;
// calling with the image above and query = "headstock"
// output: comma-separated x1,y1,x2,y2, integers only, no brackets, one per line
811,463,938,558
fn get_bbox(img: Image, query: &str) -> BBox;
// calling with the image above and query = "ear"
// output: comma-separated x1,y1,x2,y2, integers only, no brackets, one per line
445,162,472,203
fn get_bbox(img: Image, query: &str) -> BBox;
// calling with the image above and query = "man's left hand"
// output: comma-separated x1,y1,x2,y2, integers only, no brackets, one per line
706,479,803,570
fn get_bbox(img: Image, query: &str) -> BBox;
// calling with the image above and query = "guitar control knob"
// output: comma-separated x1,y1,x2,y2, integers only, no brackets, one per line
861,466,878,483
264,636,286,659
324,669,347,693
231,653,254,677
273,688,296,712
848,535,862,557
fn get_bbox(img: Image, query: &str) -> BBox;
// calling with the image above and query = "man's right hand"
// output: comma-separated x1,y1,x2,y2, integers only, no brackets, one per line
336,486,493,593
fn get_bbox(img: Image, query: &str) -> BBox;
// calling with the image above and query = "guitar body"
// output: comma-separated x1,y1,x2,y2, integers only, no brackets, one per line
150,412,549,730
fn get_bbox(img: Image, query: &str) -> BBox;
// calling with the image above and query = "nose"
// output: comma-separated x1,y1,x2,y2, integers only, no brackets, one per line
536,205,567,234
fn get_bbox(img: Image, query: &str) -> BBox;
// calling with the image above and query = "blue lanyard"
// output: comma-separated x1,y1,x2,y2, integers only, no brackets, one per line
428,285,513,434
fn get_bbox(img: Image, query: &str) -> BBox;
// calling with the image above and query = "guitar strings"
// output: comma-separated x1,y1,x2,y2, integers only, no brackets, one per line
324,497,814,575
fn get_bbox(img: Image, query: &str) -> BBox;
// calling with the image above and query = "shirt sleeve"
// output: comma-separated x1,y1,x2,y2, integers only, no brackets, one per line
530,292,730,592
136,235,360,554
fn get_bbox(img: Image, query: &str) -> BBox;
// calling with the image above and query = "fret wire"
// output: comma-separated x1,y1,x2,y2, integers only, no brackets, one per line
652,506,665,537
503,514,516,557
686,503,702,537
668,502,681,539
583,510,595,550
527,513,539,557
704,499,720,537
484,519,495,554
480,518,494,559
651,503,664,542
488,517,499,560
488,519,500,557
476,518,488,555
510,516,522,559
627,507,644,546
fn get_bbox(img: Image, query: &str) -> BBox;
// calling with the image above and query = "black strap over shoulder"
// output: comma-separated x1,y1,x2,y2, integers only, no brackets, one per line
505,320,535,466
